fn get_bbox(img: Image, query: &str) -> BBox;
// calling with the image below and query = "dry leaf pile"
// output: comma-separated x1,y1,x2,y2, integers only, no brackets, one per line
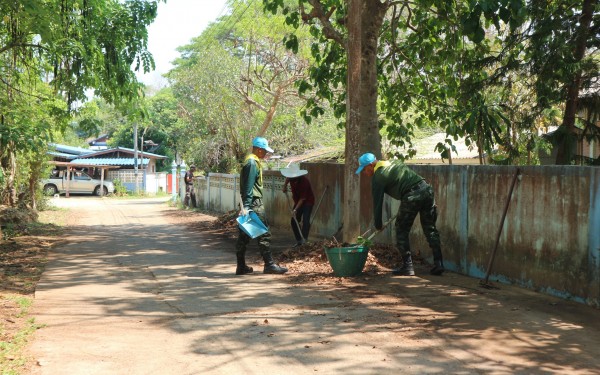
180,208,427,283
167,210,432,284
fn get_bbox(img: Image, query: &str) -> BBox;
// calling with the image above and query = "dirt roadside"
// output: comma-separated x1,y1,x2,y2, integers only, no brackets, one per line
160,205,600,373
0,206,80,372
2,198,600,374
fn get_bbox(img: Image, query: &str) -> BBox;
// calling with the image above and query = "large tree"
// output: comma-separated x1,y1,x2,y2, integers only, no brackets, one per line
528,0,598,164
263,0,598,238
265,0,393,240
168,0,339,173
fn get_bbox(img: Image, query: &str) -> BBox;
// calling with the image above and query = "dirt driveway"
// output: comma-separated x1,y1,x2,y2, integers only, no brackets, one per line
27,197,600,374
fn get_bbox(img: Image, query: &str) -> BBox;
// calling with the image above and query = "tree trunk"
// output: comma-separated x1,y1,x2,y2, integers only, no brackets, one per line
343,0,386,242
555,0,594,164
4,147,17,206
28,158,44,211
359,2,384,155
0,142,17,207
257,91,280,136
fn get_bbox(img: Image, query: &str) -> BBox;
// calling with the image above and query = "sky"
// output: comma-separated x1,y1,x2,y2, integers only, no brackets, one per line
136,0,229,87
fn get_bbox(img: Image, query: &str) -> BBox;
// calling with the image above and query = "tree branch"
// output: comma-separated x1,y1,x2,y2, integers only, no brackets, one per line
0,76,51,101
301,0,347,48
235,86,268,112
0,42,48,55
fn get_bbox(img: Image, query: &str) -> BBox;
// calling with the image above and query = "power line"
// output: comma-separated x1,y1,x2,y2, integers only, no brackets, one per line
175,0,259,67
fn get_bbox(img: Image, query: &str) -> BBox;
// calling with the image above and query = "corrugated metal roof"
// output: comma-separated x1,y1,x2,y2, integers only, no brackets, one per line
49,143,94,155
70,158,149,166
399,132,480,159
48,151,79,159
114,147,167,159
48,143,167,160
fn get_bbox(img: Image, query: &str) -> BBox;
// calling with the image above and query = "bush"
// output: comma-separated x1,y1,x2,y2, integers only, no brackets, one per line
112,179,128,196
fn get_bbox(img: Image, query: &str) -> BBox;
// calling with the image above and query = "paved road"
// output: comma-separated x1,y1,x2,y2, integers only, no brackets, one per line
28,197,600,374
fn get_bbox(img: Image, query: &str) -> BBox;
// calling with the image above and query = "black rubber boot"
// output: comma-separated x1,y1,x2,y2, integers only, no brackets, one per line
236,265,253,275
392,252,415,276
430,260,444,275
430,247,445,275
235,255,253,275
262,253,288,274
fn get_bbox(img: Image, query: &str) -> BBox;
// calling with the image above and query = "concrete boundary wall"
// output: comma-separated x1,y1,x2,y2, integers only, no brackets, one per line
108,171,168,194
189,164,600,307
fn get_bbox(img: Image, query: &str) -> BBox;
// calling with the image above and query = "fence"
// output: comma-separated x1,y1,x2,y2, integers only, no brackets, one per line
186,164,600,307
107,170,168,194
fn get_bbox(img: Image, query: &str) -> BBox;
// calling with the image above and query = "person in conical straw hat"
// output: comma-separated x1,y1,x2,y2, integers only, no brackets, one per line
281,162,315,247
235,136,288,275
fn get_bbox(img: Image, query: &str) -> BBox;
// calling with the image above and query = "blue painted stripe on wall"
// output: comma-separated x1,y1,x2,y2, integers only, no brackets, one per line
589,167,600,305
460,167,469,273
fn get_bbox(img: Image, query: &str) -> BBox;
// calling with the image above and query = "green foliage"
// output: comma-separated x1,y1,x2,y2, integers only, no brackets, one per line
0,76,65,206
467,0,599,163
0,0,161,208
1,0,160,107
73,95,175,172
170,41,248,172
112,179,128,197
1,223,17,240
263,0,598,165
35,191,54,212
167,0,342,172
355,235,372,248
461,0,527,43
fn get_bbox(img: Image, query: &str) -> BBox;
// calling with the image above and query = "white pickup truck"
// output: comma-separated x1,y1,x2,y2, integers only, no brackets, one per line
41,169,115,196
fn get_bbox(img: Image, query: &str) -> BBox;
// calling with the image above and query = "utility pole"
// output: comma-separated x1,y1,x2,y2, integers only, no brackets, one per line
140,126,149,194
134,122,139,194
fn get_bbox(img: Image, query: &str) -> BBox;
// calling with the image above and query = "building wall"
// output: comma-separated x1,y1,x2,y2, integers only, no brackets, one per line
107,170,167,194
189,164,600,307
582,137,598,159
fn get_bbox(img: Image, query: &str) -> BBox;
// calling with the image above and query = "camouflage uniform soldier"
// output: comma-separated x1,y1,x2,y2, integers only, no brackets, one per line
356,153,444,276
235,137,288,275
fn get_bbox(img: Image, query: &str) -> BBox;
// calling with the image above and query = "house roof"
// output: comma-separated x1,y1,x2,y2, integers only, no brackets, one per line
407,132,479,160
48,151,79,160
49,143,95,156
116,147,167,159
50,161,120,169
78,147,167,159
70,158,150,166
280,146,342,164
48,143,167,159
278,133,479,165
88,134,108,143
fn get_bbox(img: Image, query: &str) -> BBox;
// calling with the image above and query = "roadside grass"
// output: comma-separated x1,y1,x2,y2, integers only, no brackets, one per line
111,191,172,199
0,207,68,374
0,295,45,375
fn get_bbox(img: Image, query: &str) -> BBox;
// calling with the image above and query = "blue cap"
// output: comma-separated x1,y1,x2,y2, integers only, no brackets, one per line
355,153,376,174
252,137,274,153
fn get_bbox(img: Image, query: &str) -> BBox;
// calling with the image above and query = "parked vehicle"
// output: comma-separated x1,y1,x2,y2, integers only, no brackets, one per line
41,169,115,196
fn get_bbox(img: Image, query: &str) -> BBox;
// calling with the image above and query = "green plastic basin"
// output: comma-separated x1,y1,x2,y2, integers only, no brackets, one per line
325,245,369,277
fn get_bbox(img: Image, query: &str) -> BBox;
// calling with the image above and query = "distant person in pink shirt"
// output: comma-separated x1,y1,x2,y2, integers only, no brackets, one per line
281,163,315,247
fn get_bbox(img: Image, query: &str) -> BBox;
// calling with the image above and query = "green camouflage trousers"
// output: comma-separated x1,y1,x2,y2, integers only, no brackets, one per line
236,202,272,258
395,183,441,256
